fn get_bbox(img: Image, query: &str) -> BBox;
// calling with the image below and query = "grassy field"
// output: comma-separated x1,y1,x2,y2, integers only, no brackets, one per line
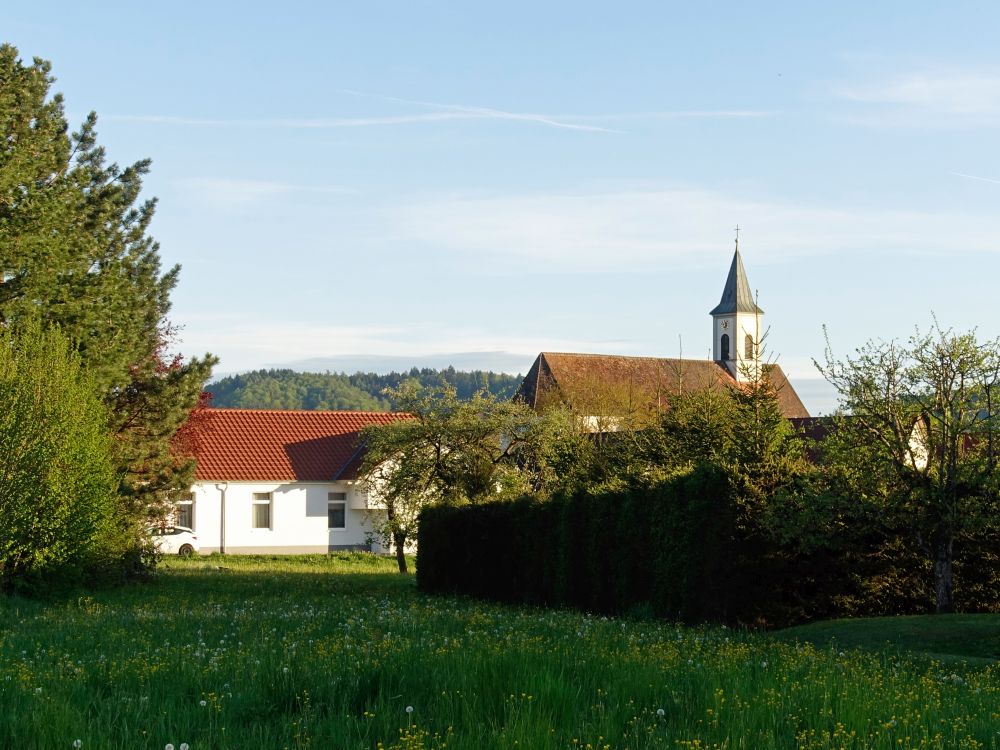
1,555,998,750
776,614,1000,667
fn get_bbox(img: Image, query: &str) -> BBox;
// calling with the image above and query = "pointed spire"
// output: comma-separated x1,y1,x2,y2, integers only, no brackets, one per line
709,246,764,316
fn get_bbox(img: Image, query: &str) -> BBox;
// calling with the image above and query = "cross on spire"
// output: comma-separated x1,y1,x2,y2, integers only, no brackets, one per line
734,224,740,251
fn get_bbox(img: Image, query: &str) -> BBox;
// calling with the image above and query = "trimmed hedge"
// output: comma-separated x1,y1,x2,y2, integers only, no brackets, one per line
417,466,1000,625
417,466,806,624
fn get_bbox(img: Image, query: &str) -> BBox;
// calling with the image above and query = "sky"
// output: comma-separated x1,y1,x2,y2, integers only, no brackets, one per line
7,2,1000,415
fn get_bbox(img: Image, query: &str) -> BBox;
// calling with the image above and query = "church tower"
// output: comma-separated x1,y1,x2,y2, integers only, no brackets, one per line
709,239,763,382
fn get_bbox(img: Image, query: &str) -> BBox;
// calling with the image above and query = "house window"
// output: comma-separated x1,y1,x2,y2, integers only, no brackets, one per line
720,333,730,360
328,493,347,529
252,492,272,529
176,494,195,529
745,334,754,359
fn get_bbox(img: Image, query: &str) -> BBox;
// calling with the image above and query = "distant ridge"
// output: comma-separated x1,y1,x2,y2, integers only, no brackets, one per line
206,367,524,411
278,351,535,377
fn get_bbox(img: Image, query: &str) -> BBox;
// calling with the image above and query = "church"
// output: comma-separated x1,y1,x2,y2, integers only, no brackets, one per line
515,246,810,424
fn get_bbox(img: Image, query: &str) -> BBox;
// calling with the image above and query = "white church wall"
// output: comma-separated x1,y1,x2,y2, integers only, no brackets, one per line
713,312,765,382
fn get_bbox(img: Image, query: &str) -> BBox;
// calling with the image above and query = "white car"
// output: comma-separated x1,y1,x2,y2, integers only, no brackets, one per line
149,525,200,556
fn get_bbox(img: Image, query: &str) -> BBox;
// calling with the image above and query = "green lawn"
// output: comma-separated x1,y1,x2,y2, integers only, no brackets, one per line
775,614,1000,667
1,554,998,749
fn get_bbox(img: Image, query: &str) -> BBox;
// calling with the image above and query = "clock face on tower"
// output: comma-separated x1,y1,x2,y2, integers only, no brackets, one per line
721,320,729,330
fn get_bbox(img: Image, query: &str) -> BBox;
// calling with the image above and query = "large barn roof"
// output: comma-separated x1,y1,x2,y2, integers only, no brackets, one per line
516,352,810,419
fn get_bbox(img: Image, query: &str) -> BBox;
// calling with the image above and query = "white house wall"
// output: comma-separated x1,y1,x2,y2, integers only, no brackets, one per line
188,481,390,554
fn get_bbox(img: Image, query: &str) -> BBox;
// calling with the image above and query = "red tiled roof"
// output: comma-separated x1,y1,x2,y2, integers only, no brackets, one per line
189,408,409,482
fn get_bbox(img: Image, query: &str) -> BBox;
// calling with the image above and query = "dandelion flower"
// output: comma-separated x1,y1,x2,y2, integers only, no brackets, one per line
180,744,190,750
73,741,82,748
199,700,207,707
405,705,414,714
166,744,175,750
656,708,665,717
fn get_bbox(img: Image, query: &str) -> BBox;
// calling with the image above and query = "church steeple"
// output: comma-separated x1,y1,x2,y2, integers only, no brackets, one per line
709,245,763,316
710,233,764,382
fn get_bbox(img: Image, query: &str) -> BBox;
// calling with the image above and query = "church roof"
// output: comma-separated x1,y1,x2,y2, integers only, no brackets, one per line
515,352,810,419
709,248,764,316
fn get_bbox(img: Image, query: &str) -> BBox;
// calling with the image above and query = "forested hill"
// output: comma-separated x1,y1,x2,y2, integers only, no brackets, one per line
205,367,524,410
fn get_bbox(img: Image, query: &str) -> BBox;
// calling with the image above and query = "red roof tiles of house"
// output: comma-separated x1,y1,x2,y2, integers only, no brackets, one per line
189,408,409,482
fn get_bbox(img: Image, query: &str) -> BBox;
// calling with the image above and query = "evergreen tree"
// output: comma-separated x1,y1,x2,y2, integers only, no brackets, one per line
656,385,736,470
727,366,805,499
110,335,215,520
0,45,215,519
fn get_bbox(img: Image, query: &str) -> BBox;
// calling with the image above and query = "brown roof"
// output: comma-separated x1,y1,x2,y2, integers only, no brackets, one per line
516,352,810,419
189,408,408,482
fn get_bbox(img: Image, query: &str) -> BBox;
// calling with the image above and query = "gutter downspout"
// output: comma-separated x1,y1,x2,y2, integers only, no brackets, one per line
215,482,229,554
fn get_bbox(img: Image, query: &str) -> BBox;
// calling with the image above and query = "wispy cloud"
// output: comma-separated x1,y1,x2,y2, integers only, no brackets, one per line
567,110,775,122
951,171,1000,186
106,92,772,134
336,89,623,133
108,112,511,128
840,72,1000,113
836,70,1000,126
389,186,1000,273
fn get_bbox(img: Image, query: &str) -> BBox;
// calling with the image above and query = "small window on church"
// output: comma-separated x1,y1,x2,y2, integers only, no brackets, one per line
745,334,754,359
721,334,730,360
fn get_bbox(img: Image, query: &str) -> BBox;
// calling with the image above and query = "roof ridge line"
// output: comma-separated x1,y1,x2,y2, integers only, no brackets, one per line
543,352,719,363
205,407,399,416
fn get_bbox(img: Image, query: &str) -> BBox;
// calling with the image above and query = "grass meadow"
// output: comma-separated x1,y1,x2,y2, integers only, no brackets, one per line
1,554,998,750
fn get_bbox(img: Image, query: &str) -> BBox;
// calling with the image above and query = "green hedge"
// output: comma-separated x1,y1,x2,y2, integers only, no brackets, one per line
417,466,811,624
417,467,1000,625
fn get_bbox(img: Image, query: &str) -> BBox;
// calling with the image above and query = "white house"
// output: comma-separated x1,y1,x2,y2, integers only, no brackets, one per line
182,408,408,554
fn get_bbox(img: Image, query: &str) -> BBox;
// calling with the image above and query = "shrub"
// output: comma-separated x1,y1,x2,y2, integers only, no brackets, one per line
0,323,136,594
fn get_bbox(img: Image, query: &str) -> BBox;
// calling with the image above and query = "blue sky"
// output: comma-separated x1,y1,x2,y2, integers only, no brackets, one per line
7,2,1000,414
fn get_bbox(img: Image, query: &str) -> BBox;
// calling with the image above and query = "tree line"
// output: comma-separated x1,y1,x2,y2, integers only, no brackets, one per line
0,45,214,592
206,367,523,411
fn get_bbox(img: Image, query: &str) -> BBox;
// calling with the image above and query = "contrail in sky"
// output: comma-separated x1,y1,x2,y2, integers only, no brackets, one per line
336,89,621,133
951,171,1000,185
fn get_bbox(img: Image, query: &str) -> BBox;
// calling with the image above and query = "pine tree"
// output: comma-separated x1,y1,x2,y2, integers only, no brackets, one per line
0,44,215,519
